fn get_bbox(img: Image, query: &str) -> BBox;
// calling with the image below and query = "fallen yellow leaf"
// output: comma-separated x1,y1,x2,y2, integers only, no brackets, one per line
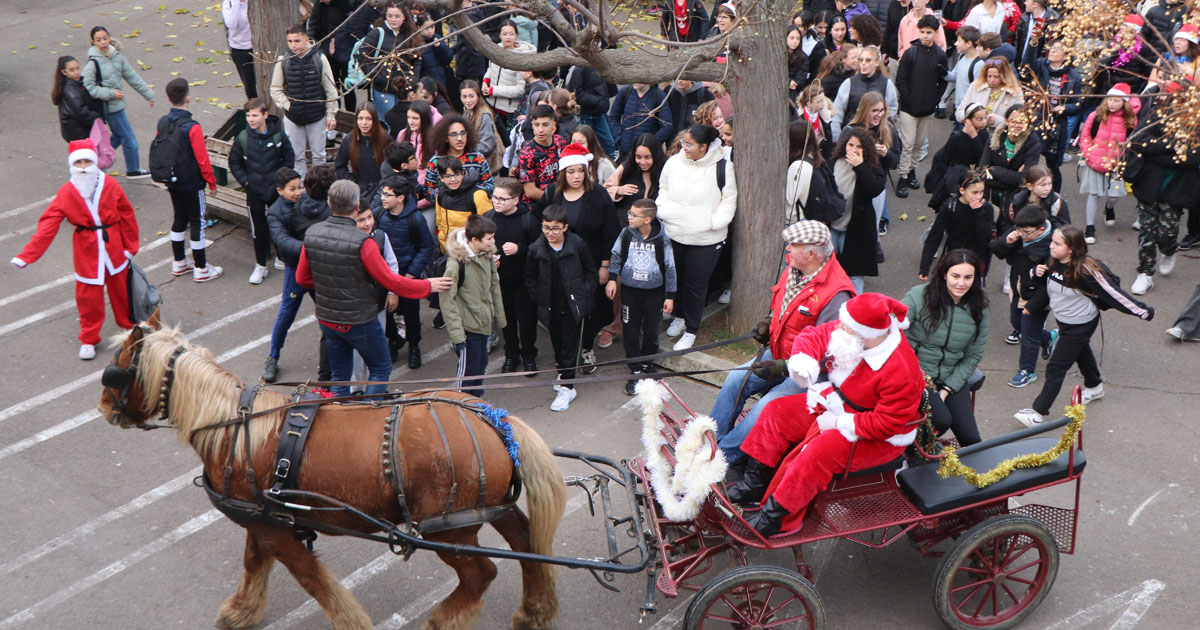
222,71,233,77
121,30,141,38
208,96,220,103
137,59,151,70
172,56,184,62
71,23,83,28
899,213,909,221
917,215,927,222
174,8,189,14
170,71,180,76
196,40,204,46
189,79,207,86
158,4,167,10
27,44,35,49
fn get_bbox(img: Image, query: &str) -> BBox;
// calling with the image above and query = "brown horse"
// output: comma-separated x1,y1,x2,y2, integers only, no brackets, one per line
97,314,566,630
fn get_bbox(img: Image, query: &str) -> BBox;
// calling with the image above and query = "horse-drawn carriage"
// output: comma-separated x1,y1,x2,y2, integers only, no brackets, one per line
97,317,1086,629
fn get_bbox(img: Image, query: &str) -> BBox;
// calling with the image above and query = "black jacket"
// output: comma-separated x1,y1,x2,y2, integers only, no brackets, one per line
307,0,358,63
1003,189,1070,234
896,40,949,116
665,83,714,137
562,65,611,117
990,222,1053,301
843,121,903,171
376,197,436,278
1014,8,1059,64
269,194,330,267
1126,95,1200,209
821,68,853,100
920,197,995,276
979,125,1043,208
1026,259,1155,321
365,25,421,95
839,161,888,278
486,205,541,285
534,185,621,270
925,128,989,210
1144,0,1188,56
58,78,102,142
452,35,488,82
228,115,295,200
524,233,597,324
334,133,383,195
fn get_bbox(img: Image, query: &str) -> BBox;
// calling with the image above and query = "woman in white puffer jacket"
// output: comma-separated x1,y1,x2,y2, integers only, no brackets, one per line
481,22,536,129
656,123,737,350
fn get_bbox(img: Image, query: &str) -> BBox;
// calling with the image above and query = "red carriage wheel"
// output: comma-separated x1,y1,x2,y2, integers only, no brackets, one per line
684,565,825,630
933,515,1059,630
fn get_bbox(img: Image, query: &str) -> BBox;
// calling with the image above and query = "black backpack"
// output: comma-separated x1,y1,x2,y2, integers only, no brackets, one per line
148,117,199,185
794,159,846,227
423,253,466,309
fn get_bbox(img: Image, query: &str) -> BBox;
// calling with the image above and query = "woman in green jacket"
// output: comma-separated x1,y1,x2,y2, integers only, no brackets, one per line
83,26,156,178
900,249,989,446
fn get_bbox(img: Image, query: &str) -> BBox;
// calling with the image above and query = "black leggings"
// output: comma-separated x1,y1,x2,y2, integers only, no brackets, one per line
1032,316,1102,415
930,387,980,446
621,285,664,372
229,47,258,100
247,194,273,266
168,188,207,268
671,240,725,334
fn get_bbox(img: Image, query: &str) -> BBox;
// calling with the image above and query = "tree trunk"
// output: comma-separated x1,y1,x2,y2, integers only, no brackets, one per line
248,1,304,112
726,5,790,335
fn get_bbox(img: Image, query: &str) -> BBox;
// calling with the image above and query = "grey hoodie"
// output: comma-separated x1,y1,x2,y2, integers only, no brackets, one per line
608,219,677,297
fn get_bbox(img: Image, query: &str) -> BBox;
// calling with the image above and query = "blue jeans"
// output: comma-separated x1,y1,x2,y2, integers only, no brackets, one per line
831,229,845,254
579,114,616,159
322,318,392,396
711,351,806,463
269,266,311,359
105,109,140,172
1009,302,1051,374
372,92,398,127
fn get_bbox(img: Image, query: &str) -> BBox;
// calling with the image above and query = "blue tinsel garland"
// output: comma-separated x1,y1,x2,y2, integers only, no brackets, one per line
472,402,521,468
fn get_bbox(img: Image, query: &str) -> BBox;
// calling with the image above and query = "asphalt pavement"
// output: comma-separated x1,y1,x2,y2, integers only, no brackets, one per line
1,1,1198,629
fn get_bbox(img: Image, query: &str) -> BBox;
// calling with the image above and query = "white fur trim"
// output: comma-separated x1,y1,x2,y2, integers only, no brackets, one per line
10,257,27,268
886,428,918,447
558,153,593,170
637,380,727,522
835,413,859,443
862,327,903,371
69,148,98,166
787,353,819,387
839,301,890,338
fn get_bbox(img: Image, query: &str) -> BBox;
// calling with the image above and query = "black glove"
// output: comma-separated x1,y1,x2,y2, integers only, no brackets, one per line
751,319,771,346
751,359,787,382
1144,306,1155,321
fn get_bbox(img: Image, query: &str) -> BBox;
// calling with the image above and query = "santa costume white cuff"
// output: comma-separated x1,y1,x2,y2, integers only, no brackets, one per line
787,354,819,386
10,257,27,269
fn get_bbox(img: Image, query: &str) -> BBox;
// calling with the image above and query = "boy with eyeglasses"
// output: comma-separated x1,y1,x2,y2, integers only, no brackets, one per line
431,156,493,252
525,204,596,411
377,174,436,368
486,178,541,374
990,206,1059,388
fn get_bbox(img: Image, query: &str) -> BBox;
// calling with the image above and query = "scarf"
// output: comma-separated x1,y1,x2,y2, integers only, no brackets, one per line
802,107,824,140
1111,38,1143,69
780,259,826,321
832,158,857,231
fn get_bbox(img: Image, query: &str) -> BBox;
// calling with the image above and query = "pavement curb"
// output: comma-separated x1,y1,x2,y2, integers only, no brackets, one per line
655,302,744,388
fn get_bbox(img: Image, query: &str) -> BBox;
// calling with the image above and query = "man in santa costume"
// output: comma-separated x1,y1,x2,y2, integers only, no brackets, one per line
10,139,140,360
726,293,927,536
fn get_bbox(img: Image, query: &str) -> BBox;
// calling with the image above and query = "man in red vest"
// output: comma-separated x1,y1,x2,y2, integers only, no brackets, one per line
11,140,139,360
710,220,855,463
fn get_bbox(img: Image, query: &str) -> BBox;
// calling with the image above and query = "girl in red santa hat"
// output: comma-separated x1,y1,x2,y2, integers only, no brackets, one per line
10,139,140,360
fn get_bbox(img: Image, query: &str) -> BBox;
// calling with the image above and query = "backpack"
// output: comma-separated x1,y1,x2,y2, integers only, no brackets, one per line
148,117,198,185
967,57,985,83
345,27,383,90
422,253,467,309
792,158,846,226
714,157,727,192
619,228,666,279
126,258,162,324
237,128,284,156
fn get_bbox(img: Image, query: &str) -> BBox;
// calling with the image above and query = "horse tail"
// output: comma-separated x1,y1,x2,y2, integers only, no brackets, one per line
508,416,566,558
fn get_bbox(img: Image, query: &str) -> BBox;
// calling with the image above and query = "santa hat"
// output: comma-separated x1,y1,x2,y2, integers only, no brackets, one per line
68,139,98,167
1176,23,1200,45
838,293,910,339
1123,13,1144,29
1107,83,1132,97
557,142,593,170
718,2,737,16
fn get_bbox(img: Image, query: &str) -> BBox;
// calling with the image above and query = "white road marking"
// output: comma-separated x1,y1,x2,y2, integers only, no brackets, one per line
0,313,310,463
1039,579,1165,630
0,293,282,425
0,509,223,629
0,226,33,244
261,553,409,630
0,258,172,337
0,237,170,309
0,466,202,574
0,196,55,220
1127,485,1176,527
648,595,693,629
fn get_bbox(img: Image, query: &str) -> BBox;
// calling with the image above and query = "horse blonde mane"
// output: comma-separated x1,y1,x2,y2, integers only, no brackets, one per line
116,326,288,462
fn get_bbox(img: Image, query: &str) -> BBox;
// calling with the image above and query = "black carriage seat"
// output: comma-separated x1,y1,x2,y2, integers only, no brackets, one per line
897,434,1085,515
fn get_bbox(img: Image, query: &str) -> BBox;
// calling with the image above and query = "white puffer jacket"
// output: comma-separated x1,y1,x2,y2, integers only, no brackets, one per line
656,141,738,246
482,40,536,114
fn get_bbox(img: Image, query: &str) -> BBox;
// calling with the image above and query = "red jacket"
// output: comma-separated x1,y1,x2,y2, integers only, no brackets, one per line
13,177,139,284
767,254,856,360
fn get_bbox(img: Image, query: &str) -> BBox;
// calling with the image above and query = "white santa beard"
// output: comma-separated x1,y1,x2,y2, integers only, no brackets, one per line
70,166,101,200
827,327,864,384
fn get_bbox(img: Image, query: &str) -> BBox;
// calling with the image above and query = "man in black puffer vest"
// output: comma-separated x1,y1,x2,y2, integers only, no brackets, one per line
269,24,338,177
296,180,453,396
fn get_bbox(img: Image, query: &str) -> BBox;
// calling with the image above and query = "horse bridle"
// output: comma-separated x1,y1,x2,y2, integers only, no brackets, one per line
101,327,186,429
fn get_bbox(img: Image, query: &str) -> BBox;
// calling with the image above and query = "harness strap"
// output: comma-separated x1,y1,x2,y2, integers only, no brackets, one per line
238,385,263,503
426,401,458,516
270,392,323,492
455,405,488,511
155,345,187,420
383,402,415,532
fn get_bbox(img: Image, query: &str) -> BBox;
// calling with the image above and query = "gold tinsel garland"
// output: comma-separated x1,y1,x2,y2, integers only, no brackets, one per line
936,404,1086,488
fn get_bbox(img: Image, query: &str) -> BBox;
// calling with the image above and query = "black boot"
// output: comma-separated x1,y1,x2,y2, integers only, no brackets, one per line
726,459,774,505
907,170,920,190
408,345,422,369
895,179,909,198
745,497,789,537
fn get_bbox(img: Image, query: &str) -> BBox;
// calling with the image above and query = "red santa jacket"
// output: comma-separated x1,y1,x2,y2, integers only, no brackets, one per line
14,176,139,285
787,320,926,446
768,253,856,360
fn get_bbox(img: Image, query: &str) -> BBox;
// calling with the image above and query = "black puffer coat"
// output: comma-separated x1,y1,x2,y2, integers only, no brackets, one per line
979,123,1043,208
228,115,295,200
524,233,597,324
58,77,102,142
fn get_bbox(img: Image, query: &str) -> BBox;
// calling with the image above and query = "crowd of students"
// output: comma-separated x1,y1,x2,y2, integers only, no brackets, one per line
36,0,1200,419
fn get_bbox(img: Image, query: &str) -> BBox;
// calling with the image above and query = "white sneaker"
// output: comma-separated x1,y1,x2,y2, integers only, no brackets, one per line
273,257,285,270
1130,273,1153,295
1081,383,1104,404
1166,326,1184,340
1131,218,1141,230
673,332,696,351
171,259,195,276
79,344,96,360
550,386,577,411
1014,408,1045,428
248,264,269,285
1001,282,1011,296
193,264,224,283
718,289,731,304
1159,254,1176,276
666,317,686,337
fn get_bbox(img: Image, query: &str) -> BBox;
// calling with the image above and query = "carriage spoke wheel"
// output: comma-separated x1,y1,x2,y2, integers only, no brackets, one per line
684,565,825,630
934,515,1059,630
